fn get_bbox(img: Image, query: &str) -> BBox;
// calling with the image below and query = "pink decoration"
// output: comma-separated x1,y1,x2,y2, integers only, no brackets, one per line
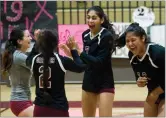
58,25,88,56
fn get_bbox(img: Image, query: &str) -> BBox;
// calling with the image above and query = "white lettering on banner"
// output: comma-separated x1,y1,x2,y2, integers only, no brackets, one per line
112,22,130,34
112,46,129,58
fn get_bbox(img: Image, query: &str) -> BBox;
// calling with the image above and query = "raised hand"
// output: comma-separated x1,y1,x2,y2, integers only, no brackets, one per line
34,29,41,41
59,43,72,58
66,36,77,50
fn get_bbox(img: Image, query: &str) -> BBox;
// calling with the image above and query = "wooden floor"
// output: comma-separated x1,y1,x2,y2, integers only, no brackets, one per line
0,84,148,117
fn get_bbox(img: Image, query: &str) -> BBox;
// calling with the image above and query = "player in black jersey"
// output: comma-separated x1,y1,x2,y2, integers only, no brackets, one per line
116,22,165,117
28,29,86,117
61,6,118,117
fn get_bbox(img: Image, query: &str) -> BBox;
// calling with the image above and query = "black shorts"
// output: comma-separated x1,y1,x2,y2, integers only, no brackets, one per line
82,71,115,93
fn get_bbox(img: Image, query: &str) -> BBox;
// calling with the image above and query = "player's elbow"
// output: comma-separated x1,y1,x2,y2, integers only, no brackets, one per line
75,65,86,73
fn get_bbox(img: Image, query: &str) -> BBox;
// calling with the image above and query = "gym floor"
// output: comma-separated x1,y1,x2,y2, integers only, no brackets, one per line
1,84,147,117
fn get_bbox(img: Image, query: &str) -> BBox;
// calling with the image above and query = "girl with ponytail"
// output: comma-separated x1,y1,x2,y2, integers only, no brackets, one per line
31,29,86,117
2,28,39,117
62,6,118,117
116,22,165,117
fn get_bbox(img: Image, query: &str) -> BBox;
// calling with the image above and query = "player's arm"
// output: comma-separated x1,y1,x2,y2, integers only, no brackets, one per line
154,45,165,91
128,51,138,81
26,29,40,67
80,33,113,67
146,45,165,104
26,42,39,68
60,49,87,73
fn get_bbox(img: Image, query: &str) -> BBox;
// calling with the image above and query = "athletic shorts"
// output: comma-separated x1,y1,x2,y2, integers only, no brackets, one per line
33,105,69,117
82,69,115,93
155,93,165,104
98,88,115,94
10,100,33,116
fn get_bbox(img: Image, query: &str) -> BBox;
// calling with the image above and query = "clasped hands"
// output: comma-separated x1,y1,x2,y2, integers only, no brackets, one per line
59,36,81,57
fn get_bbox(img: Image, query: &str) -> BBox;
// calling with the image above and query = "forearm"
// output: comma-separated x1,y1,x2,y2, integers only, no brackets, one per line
26,43,39,67
62,50,86,73
80,52,103,67
71,50,86,65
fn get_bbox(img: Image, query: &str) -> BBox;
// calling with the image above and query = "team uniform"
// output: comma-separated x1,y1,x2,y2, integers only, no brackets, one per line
80,28,115,93
9,50,33,116
31,50,86,117
129,43,165,103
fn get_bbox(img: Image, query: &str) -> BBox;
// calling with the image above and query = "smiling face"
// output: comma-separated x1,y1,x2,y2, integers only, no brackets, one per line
17,30,32,51
86,10,104,33
126,32,146,57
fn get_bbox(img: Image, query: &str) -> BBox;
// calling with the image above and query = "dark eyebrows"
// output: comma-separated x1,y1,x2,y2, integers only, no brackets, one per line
87,15,98,18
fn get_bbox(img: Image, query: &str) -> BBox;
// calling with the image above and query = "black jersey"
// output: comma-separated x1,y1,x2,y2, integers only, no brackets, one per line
80,28,115,93
129,43,165,92
31,50,86,111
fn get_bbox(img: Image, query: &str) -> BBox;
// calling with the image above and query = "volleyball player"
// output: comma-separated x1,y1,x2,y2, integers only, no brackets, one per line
30,29,86,117
116,22,165,117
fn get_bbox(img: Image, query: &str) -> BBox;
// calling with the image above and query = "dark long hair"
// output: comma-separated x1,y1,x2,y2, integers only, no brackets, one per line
2,28,24,75
36,29,58,102
115,22,150,48
87,6,118,53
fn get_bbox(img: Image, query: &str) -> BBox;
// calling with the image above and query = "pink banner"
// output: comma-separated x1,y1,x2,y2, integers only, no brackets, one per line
58,24,88,56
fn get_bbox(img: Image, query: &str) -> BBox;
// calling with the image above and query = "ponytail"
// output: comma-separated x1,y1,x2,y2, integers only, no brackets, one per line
115,32,126,48
2,40,16,76
101,14,119,54
2,28,24,76
43,53,50,88
37,29,58,104
41,48,53,104
115,22,150,49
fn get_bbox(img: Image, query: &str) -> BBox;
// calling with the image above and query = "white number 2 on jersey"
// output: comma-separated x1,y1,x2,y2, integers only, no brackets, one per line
39,66,51,88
